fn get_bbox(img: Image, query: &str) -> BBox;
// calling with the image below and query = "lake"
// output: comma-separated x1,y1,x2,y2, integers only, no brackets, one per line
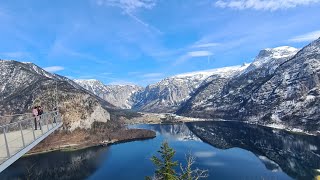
1,121,320,180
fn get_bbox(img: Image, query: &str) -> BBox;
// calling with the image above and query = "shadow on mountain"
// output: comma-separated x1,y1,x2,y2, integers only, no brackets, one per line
186,121,320,180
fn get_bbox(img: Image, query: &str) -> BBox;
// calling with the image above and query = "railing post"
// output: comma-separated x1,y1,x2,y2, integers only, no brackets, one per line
19,122,25,148
46,114,49,132
39,116,43,135
31,119,36,140
3,127,10,158
51,117,54,129
58,112,61,124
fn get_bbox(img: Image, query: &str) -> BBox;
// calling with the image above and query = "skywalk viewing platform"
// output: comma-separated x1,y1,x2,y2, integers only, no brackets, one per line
0,112,62,172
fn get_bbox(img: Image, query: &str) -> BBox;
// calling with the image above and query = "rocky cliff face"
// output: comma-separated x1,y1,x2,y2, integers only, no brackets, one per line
179,39,320,134
74,79,143,109
132,66,248,113
0,60,114,131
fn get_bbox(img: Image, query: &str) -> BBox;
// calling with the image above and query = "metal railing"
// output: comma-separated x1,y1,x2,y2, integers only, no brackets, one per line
0,111,62,164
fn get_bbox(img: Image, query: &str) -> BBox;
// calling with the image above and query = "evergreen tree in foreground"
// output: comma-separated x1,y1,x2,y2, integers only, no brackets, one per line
149,141,178,180
146,141,208,180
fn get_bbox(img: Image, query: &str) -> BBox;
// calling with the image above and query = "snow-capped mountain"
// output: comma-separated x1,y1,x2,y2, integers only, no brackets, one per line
133,65,248,113
242,46,299,75
0,60,114,130
178,39,320,134
178,46,299,117
74,79,143,109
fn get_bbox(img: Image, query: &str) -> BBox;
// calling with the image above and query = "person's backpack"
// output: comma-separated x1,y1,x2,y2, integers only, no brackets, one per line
39,108,43,115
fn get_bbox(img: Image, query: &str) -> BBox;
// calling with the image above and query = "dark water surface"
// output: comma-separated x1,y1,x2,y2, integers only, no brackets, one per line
1,121,320,180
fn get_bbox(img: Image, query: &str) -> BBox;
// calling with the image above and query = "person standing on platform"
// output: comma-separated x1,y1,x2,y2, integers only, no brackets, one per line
32,107,38,130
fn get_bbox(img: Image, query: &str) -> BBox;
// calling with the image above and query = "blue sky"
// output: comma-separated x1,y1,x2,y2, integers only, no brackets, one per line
0,0,320,86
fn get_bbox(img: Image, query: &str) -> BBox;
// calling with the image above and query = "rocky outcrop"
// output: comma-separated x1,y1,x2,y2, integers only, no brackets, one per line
0,60,114,131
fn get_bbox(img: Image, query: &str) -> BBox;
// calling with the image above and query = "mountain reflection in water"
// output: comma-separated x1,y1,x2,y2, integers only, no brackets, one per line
187,121,320,180
0,121,319,180
0,146,110,180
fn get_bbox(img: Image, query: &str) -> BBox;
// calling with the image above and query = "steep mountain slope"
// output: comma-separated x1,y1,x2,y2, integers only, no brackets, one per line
132,65,248,113
0,60,114,131
179,40,320,134
74,79,143,109
178,46,299,117
242,46,299,75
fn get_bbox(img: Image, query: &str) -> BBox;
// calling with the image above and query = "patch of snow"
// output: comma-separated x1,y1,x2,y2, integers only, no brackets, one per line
309,145,318,151
242,46,299,74
258,155,282,171
292,128,304,133
271,114,281,123
174,64,249,79
264,123,286,130
306,95,315,101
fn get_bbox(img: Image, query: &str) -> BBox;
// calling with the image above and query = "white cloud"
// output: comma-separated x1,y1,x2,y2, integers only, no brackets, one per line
140,72,163,78
96,0,161,34
215,0,320,11
172,50,213,65
194,151,216,158
289,30,320,42
97,0,157,12
187,51,213,57
192,43,220,48
126,12,162,34
43,66,64,72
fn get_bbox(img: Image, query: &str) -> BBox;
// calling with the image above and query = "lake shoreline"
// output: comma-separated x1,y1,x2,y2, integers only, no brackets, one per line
3,121,319,180
129,112,320,136
131,118,319,137
25,128,156,157
24,135,156,157
205,119,320,136
24,118,318,157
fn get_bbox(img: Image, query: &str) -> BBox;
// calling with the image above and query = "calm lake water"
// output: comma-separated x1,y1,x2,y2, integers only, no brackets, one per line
1,121,320,180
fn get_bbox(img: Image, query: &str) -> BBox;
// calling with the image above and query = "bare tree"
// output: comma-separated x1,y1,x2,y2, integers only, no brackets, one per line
147,142,209,180
179,153,208,180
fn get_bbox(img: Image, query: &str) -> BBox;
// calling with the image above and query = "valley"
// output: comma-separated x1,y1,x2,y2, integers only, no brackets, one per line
0,33,320,180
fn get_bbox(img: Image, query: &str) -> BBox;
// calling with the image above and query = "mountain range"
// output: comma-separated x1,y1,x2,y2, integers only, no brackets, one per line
74,79,143,109
1,38,319,134
75,38,320,134
178,38,320,134
75,65,249,112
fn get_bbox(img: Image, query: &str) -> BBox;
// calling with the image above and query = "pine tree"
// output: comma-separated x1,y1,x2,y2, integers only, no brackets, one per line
146,142,208,180
148,141,178,180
